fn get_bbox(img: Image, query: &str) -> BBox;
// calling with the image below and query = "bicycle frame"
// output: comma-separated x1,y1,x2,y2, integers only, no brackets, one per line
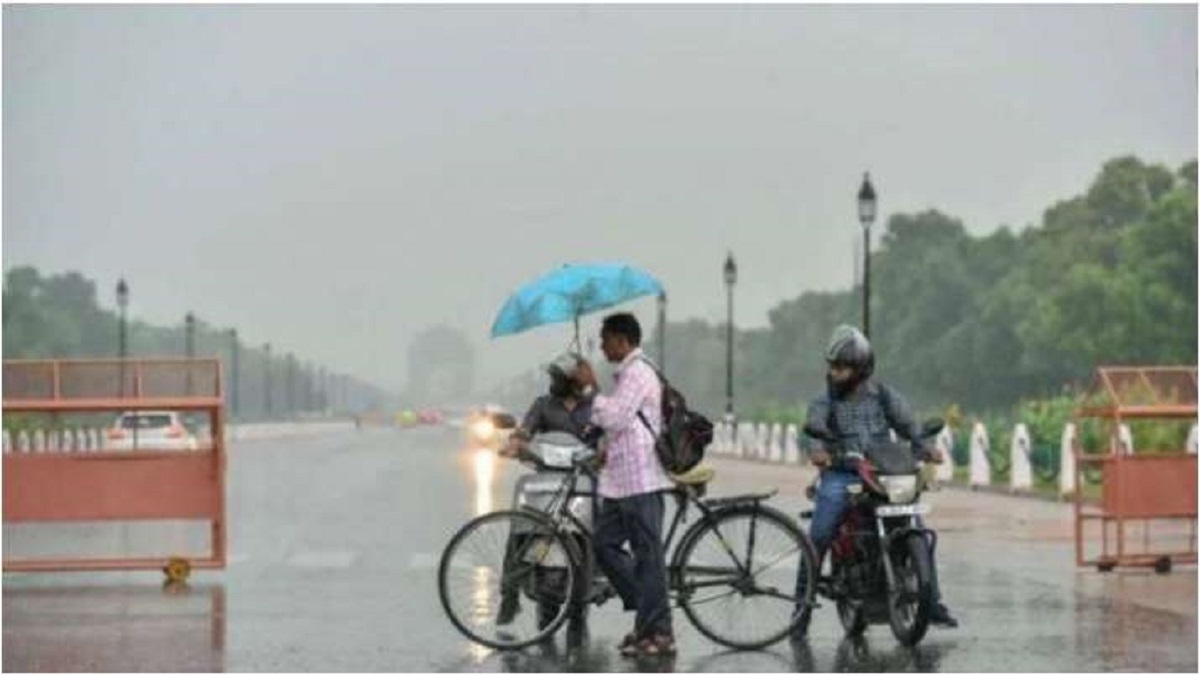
518,458,775,593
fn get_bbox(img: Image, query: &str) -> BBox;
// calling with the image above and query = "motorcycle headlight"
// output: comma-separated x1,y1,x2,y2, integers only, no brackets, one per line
878,475,918,504
470,419,495,441
536,443,575,468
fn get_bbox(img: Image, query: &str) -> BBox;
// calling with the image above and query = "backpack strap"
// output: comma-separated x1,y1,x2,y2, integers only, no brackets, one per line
637,409,658,438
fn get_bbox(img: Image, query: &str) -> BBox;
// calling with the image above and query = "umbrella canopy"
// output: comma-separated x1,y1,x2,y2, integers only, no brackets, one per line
490,263,664,343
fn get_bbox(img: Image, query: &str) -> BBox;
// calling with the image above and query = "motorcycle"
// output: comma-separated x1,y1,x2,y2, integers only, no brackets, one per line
802,419,944,646
501,431,612,634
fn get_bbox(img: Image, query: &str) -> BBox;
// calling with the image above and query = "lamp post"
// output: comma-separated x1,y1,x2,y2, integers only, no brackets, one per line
285,353,296,416
857,172,878,338
229,329,240,420
116,279,129,398
263,342,273,418
184,312,196,395
657,291,667,371
723,253,738,424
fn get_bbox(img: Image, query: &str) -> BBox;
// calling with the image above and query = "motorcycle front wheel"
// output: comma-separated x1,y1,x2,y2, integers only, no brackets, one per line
887,533,933,646
832,560,868,636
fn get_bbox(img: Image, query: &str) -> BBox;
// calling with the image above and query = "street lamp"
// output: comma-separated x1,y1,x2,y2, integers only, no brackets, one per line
285,353,296,416
116,279,129,397
723,253,738,424
657,291,667,372
263,342,273,418
857,172,878,338
229,329,240,420
184,312,196,395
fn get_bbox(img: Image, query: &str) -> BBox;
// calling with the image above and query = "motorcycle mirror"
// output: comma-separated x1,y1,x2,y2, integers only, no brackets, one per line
802,423,836,442
921,418,946,438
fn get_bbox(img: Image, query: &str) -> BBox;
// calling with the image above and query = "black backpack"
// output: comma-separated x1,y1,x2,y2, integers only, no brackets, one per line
636,358,714,474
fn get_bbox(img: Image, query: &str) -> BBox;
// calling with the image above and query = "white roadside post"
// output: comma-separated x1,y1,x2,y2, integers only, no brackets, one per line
1115,423,1134,455
1187,423,1198,455
737,422,754,459
935,427,955,483
969,422,991,488
785,424,800,464
769,423,783,462
1010,423,1034,493
1059,423,1077,497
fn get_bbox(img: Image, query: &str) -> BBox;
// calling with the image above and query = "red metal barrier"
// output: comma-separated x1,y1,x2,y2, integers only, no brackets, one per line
1074,366,1197,571
3,358,226,578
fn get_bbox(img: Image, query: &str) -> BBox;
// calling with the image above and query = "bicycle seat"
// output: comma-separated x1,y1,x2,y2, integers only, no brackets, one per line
670,464,715,486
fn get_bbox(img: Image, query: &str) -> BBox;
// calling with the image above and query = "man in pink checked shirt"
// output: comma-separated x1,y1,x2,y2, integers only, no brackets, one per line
576,312,676,658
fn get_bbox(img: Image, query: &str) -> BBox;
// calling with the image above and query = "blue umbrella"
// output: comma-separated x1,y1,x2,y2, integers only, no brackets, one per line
491,263,664,344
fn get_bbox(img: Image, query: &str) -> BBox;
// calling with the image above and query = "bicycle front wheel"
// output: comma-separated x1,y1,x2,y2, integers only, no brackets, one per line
676,504,817,649
438,509,579,650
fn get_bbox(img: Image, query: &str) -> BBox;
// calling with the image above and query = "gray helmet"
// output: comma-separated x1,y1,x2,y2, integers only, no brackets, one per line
825,325,874,378
545,351,584,379
545,351,584,397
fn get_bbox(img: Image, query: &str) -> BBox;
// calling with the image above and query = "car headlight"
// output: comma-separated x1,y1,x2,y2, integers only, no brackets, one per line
878,475,918,504
470,419,495,441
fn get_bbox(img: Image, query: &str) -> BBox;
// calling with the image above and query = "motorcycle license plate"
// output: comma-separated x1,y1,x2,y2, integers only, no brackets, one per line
875,503,930,517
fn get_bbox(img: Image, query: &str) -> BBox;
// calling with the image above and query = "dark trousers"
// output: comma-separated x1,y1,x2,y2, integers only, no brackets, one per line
593,491,673,637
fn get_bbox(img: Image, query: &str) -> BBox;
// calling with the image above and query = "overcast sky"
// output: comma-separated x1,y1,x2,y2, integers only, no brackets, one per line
4,4,1196,393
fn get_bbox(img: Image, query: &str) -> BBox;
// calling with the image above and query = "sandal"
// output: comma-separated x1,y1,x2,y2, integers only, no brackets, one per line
635,633,676,657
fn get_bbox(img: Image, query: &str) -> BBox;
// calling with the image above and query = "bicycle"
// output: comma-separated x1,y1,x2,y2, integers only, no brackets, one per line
438,442,818,651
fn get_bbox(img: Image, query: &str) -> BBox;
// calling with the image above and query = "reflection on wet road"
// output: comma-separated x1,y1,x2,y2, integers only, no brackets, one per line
3,427,1195,672
3,584,226,672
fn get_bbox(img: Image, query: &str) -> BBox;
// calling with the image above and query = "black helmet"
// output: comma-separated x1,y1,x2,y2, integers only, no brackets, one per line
825,325,874,379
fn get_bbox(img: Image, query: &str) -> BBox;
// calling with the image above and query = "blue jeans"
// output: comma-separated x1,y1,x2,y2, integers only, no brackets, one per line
593,491,673,637
795,469,859,608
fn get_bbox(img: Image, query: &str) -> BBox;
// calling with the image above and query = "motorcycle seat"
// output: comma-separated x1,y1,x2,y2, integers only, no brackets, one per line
670,464,715,486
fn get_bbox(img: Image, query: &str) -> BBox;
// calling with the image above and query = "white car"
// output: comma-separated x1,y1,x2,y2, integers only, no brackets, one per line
107,411,199,451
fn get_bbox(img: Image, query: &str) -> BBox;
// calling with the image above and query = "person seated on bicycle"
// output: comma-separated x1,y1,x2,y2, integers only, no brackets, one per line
792,325,958,638
496,351,602,626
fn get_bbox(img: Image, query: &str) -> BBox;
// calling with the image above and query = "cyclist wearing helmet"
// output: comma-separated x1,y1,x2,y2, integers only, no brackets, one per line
792,325,958,638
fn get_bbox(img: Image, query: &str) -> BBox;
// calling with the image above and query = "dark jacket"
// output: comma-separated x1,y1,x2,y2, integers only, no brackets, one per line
804,379,930,471
519,394,603,448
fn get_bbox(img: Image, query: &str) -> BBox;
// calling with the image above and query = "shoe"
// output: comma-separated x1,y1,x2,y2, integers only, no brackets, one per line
631,633,676,657
590,583,617,606
496,593,521,626
930,602,959,628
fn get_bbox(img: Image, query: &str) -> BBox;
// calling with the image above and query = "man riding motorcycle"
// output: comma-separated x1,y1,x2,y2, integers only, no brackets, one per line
792,325,958,638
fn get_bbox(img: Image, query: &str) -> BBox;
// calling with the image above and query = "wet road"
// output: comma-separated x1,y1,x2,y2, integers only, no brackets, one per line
4,426,1196,671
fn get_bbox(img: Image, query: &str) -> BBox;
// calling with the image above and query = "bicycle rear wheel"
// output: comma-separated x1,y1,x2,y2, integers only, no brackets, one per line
676,504,817,649
438,509,578,650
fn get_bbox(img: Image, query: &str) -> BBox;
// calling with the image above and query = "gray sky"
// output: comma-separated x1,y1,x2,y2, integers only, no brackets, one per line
4,4,1196,393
